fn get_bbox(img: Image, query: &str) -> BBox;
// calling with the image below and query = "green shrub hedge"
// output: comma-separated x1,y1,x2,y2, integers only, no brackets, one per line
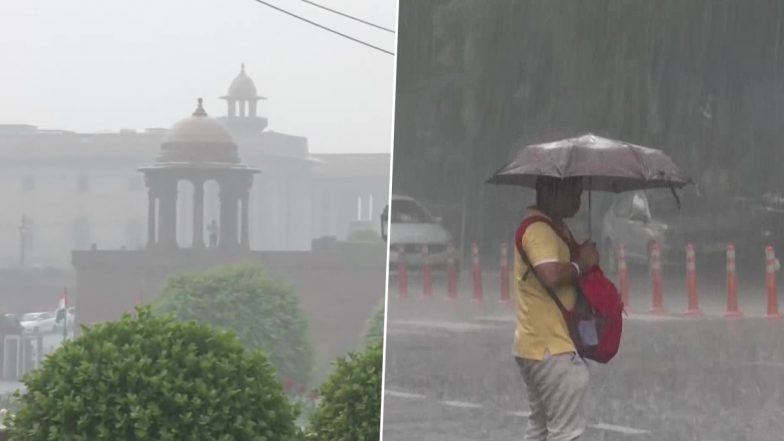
305,342,382,441
153,264,314,385
7,306,298,441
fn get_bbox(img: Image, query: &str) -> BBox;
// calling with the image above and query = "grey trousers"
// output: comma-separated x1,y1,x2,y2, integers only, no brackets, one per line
516,352,590,441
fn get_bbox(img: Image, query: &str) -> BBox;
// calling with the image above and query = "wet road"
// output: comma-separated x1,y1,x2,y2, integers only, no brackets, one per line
383,270,784,441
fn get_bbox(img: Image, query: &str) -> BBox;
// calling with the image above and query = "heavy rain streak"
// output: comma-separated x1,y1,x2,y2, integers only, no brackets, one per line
0,0,393,439
384,2,784,440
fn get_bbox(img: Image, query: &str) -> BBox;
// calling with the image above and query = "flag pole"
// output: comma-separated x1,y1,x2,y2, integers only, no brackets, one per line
587,177,593,240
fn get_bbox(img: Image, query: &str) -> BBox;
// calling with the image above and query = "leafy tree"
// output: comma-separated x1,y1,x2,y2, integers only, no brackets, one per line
7,307,298,441
153,264,314,386
305,342,382,441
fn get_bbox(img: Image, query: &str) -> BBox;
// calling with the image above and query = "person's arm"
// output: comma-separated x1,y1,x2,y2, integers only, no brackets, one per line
533,261,581,291
534,241,599,290
522,223,598,291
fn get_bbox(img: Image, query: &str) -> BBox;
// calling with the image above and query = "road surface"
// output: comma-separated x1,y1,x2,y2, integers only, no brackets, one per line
383,270,784,441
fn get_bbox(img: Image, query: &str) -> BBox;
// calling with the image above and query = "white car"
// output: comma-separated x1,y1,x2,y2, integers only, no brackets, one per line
20,308,74,335
385,195,456,271
20,311,57,335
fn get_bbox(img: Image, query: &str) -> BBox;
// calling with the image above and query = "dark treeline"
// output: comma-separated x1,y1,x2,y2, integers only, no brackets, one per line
393,0,784,259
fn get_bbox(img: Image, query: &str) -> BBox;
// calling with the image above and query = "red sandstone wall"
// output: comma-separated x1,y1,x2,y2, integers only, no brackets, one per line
72,245,387,364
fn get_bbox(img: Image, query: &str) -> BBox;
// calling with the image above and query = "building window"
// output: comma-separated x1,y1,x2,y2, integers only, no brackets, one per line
21,175,35,192
77,175,90,193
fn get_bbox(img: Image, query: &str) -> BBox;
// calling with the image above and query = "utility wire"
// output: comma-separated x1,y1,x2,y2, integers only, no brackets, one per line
252,0,394,56
301,0,395,33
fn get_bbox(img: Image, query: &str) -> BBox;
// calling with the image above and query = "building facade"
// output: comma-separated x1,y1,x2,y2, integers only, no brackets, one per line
0,66,390,268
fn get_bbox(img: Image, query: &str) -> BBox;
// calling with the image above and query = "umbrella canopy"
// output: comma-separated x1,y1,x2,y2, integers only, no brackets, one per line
486,133,690,192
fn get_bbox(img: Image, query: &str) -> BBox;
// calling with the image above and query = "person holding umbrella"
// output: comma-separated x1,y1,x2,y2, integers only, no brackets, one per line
488,134,690,440
512,175,598,441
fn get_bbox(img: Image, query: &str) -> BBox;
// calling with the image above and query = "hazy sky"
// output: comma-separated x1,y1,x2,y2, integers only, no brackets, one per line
0,0,397,153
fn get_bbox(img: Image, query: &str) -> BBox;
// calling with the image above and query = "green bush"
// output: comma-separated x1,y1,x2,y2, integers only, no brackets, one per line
305,342,382,441
362,300,385,347
6,306,298,441
153,264,314,386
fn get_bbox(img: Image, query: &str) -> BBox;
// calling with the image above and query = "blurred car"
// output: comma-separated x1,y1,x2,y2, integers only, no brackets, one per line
754,192,784,251
600,188,750,271
384,194,457,271
20,311,57,334
55,307,76,332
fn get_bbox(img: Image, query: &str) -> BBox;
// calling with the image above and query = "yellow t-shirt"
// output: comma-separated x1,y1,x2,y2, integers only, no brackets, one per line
513,209,577,360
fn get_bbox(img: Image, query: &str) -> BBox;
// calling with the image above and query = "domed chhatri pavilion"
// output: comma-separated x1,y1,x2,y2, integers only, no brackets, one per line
0,64,388,366
64,66,388,366
222,64,265,117
140,98,257,251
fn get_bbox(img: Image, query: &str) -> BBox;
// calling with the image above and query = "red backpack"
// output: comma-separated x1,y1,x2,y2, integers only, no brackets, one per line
515,215,623,364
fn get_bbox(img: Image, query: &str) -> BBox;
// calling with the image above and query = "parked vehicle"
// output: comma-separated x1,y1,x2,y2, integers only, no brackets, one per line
20,311,57,335
753,192,784,251
19,308,73,335
55,307,75,332
600,188,752,271
384,194,456,272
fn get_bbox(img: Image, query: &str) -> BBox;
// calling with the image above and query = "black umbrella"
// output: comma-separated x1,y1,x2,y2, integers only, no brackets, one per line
487,133,691,237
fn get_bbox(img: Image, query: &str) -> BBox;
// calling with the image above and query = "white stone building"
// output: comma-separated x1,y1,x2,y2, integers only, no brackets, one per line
0,66,389,268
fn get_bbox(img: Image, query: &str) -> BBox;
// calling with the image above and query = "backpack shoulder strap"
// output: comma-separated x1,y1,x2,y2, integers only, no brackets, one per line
515,215,569,313
515,215,550,258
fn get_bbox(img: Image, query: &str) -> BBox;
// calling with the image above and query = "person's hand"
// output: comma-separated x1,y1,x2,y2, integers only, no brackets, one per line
574,240,599,274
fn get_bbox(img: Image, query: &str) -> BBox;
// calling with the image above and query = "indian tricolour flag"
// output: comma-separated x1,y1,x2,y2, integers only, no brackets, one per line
56,287,68,323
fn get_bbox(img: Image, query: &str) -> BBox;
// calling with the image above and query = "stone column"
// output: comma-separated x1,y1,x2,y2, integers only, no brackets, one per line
249,100,257,118
219,181,239,249
240,189,250,249
157,180,178,249
192,179,205,248
228,99,236,118
146,189,157,248
239,100,246,117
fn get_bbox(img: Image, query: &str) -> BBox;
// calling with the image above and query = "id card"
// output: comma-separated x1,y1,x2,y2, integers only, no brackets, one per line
578,319,599,346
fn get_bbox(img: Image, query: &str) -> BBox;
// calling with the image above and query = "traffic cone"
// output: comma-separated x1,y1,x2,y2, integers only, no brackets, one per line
471,242,484,304
421,244,432,299
650,242,666,315
447,242,458,301
725,244,742,318
285,376,295,394
683,244,702,316
766,245,780,318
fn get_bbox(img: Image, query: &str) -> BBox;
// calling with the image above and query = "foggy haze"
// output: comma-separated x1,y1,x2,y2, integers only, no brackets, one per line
0,0,396,153
384,2,784,441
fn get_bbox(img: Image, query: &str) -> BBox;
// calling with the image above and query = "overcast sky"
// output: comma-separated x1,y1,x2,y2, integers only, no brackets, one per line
0,0,396,153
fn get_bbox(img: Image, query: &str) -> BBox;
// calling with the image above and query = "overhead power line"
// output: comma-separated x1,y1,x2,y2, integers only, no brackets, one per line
301,0,395,33
252,0,394,56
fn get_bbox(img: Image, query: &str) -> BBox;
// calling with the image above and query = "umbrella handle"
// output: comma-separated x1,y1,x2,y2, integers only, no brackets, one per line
670,185,681,210
588,180,592,240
